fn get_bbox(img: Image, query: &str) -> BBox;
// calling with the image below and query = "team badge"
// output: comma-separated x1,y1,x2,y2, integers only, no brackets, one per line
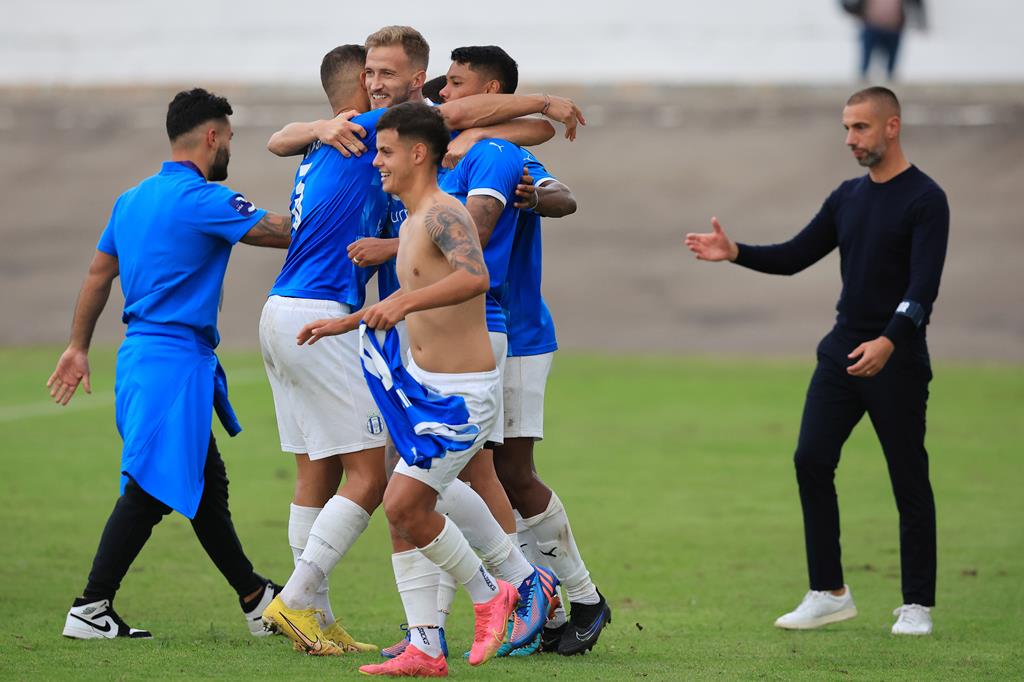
230,194,257,216
367,414,384,435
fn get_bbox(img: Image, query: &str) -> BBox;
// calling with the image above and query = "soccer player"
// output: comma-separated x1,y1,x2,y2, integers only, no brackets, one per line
684,87,948,636
48,88,291,639
493,151,612,655
257,45,388,655
297,101,518,677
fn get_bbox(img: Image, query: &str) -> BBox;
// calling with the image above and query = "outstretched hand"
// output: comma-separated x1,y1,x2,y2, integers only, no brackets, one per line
544,96,586,141
296,314,360,345
684,217,739,262
847,337,895,377
47,346,91,406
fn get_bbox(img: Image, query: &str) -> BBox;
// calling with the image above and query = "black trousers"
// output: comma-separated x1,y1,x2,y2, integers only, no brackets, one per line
83,434,263,602
794,328,936,606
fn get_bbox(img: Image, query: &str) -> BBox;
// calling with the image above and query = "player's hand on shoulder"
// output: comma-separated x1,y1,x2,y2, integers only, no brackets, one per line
47,346,91,406
297,314,359,345
543,95,586,141
315,112,367,157
846,337,895,377
514,165,538,210
348,237,398,267
684,216,739,262
443,130,482,169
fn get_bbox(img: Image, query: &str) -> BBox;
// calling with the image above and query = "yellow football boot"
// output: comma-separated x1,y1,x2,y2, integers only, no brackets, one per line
261,595,344,656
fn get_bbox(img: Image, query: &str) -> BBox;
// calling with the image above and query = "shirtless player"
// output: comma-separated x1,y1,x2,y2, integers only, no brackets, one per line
297,101,518,677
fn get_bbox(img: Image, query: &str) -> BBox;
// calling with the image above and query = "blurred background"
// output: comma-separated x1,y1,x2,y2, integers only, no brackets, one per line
2,0,1022,359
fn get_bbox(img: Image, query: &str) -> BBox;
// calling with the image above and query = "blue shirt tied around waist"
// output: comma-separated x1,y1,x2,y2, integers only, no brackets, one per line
97,161,263,517
358,324,481,469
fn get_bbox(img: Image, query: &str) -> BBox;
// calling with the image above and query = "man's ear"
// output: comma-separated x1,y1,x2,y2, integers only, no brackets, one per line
485,80,501,95
205,126,219,149
412,141,428,165
886,115,901,140
411,69,426,90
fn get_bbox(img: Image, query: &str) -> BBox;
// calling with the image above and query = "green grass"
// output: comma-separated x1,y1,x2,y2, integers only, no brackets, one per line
1,347,1022,680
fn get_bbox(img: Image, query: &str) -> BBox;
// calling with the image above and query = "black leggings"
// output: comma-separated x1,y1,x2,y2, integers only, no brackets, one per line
794,329,936,606
83,434,263,601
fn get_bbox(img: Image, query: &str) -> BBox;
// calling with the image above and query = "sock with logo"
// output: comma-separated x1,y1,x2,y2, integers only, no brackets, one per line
517,510,567,627
521,492,599,605
418,516,500,604
393,549,442,657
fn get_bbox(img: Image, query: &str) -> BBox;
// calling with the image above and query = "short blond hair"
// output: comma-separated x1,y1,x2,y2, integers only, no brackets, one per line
365,25,430,70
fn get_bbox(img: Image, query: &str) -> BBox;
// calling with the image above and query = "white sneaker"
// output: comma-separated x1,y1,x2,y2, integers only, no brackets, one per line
62,598,152,639
774,585,858,630
242,581,281,637
891,604,932,635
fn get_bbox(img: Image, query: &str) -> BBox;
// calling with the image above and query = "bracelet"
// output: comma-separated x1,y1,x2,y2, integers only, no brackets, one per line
529,188,540,210
541,93,551,115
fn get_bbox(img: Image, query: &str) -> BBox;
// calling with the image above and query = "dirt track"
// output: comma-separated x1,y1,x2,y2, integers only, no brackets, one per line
2,84,1021,360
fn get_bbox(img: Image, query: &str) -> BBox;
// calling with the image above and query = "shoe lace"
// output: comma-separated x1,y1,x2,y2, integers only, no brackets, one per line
893,604,928,620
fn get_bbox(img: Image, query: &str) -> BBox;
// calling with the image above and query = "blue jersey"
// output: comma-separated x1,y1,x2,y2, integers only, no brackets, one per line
270,108,389,309
97,161,266,347
506,150,559,356
358,324,481,468
439,139,522,334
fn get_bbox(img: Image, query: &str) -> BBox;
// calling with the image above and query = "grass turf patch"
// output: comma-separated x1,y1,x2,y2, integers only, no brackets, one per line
2,347,1022,679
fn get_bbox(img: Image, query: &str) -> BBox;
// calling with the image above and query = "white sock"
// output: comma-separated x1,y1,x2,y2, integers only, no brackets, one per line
418,516,499,604
392,549,441,656
517,511,566,627
522,492,599,605
436,479,534,587
303,495,371,576
288,504,335,625
280,559,325,610
436,571,457,629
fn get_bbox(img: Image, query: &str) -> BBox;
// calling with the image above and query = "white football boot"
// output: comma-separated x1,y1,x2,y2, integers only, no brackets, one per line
774,585,858,630
891,604,933,635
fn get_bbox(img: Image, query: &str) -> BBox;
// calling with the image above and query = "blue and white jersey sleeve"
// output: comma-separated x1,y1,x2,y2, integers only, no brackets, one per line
462,140,523,207
522,149,557,189
190,183,267,244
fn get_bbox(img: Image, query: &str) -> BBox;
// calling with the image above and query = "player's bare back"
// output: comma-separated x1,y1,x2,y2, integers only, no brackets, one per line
398,190,494,374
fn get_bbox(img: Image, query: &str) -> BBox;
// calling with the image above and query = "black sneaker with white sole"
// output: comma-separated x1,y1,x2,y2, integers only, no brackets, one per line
557,591,611,656
241,580,282,637
62,598,152,639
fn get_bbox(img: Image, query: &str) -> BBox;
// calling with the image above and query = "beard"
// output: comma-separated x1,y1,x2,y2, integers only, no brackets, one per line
855,143,885,168
208,146,230,181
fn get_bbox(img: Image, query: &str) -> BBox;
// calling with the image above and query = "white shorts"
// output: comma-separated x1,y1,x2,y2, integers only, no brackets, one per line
259,295,387,460
488,332,508,445
502,352,554,440
393,357,501,493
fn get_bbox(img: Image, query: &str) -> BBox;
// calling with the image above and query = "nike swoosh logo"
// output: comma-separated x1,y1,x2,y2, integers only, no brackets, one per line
70,613,113,633
280,612,321,652
540,548,557,557
575,609,608,641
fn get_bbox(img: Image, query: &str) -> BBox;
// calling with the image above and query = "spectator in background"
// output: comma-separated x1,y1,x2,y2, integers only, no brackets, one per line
846,0,926,80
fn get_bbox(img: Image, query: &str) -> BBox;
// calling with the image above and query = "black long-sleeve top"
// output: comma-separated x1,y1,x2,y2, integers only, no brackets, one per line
734,165,949,347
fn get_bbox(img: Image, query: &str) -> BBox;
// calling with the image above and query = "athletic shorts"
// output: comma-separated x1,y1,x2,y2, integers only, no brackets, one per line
488,332,508,446
393,357,501,493
259,295,386,459
502,352,554,440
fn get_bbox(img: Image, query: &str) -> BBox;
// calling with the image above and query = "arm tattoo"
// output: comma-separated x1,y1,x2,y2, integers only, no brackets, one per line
242,212,291,246
467,196,502,247
424,204,487,277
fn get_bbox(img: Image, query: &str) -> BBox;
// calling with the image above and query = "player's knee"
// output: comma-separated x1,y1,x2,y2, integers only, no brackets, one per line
382,486,414,531
793,445,838,480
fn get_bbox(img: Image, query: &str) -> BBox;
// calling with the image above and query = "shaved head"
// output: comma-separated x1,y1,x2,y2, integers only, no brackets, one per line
847,86,901,119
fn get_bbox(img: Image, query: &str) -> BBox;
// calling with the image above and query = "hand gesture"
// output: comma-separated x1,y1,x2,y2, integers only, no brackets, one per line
47,346,91,406
314,111,367,157
543,96,586,141
362,297,408,331
297,314,360,345
847,337,895,377
684,217,739,262
514,166,538,210
347,237,397,267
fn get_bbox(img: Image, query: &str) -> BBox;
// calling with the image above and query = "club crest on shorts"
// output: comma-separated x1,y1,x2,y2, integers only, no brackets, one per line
367,414,384,435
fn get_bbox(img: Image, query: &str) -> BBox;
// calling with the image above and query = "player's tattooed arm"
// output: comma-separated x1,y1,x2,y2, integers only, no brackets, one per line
425,204,487,276
240,212,292,248
465,196,504,248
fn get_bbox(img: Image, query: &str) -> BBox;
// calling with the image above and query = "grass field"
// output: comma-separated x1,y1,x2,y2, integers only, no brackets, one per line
2,347,1022,680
